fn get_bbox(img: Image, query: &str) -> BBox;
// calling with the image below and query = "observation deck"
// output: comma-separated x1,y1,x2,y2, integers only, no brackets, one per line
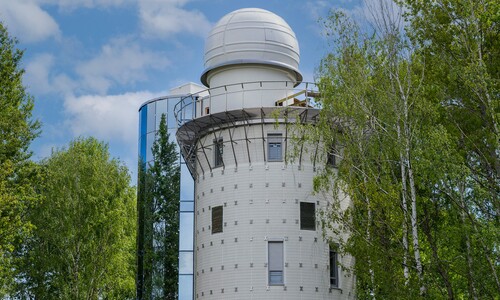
174,81,321,176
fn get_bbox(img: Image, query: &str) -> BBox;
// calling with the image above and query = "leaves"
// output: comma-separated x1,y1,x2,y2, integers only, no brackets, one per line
315,0,499,298
0,21,41,297
18,138,137,299
137,113,180,299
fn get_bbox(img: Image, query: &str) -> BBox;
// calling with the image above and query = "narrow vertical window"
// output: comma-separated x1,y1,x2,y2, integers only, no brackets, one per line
327,141,340,168
214,138,223,168
212,206,223,234
300,202,316,230
327,150,336,167
268,241,284,285
267,133,282,161
330,247,339,288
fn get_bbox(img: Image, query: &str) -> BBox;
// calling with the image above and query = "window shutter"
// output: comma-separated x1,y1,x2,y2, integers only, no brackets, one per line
300,202,316,230
212,206,223,234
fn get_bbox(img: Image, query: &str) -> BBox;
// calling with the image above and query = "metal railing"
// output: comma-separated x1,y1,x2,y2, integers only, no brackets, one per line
174,81,320,127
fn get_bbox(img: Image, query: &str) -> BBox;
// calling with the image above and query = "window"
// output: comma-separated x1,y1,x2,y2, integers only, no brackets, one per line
327,141,340,168
214,138,223,168
267,133,282,161
330,247,339,288
212,206,223,234
327,150,336,167
268,241,284,285
300,202,316,230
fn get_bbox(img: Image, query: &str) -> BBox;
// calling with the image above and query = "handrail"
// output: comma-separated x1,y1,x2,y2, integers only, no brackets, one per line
174,81,320,127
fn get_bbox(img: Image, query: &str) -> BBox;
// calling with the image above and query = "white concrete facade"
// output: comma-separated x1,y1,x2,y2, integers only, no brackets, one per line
191,124,355,299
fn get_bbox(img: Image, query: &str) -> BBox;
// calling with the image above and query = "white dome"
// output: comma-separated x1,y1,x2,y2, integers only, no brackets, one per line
201,8,302,86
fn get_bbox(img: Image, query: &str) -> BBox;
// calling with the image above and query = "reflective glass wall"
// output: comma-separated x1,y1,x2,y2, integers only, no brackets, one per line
138,96,194,300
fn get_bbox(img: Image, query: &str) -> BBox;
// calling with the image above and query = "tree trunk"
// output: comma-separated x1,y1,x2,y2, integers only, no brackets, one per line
363,173,377,300
397,123,410,284
407,155,425,294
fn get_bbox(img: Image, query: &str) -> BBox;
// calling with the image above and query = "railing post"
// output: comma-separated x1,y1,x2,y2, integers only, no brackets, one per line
305,82,309,107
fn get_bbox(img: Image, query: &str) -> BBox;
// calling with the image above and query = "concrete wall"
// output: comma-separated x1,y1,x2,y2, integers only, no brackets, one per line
192,123,355,299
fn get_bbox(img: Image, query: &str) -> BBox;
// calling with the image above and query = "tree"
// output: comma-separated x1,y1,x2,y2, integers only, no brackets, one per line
314,1,499,298
0,21,41,296
137,114,180,299
401,0,500,296
18,137,136,299
150,114,180,299
314,7,433,297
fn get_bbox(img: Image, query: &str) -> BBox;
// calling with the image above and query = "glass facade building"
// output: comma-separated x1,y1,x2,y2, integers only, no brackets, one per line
137,88,199,300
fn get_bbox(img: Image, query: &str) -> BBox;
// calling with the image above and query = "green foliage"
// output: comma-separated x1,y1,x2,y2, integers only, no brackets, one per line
150,114,180,300
137,114,180,300
0,21,41,296
401,0,500,296
18,138,136,299
401,0,500,217
315,1,499,298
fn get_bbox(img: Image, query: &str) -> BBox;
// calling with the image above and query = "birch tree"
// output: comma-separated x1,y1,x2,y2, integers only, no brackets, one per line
401,0,500,295
19,138,137,299
315,0,499,298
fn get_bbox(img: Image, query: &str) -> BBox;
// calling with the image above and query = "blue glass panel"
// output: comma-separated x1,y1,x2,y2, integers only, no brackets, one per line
179,251,193,274
140,106,148,136
139,106,148,161
167,97,178,129
180,201,194,212
179,212,194,251
155,99,167,130
180,164,194,201
178,275,193,300
182,96,193,123
167,128,176,144
147,102,156,133
146,132,155,163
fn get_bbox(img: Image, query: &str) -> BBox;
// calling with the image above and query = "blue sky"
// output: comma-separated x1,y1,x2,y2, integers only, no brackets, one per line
0,0,365,182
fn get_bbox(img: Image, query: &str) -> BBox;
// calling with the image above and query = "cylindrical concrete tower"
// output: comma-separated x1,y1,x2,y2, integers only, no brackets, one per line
176,8,354,299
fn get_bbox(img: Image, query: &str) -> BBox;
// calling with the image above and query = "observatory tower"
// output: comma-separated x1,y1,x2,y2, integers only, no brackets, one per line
175,8,354,299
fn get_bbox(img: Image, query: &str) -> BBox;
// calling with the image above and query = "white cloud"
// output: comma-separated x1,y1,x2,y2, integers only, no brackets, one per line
24,53,78,96
63,90,166,179
76,37,170,94
52,73,79,96
64,91,165,145
0,0,60,43
138,0,211,38
24,54,55,94
25,37,169,97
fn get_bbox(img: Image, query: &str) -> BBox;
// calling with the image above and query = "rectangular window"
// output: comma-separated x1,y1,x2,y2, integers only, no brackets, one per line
326,141,339,168
330,247,339,288
327,150,336,167
214,138,223,168
267,133,282,162
212,206,223,234
327,141,341,168
300,202,316,230
268,241,284,285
